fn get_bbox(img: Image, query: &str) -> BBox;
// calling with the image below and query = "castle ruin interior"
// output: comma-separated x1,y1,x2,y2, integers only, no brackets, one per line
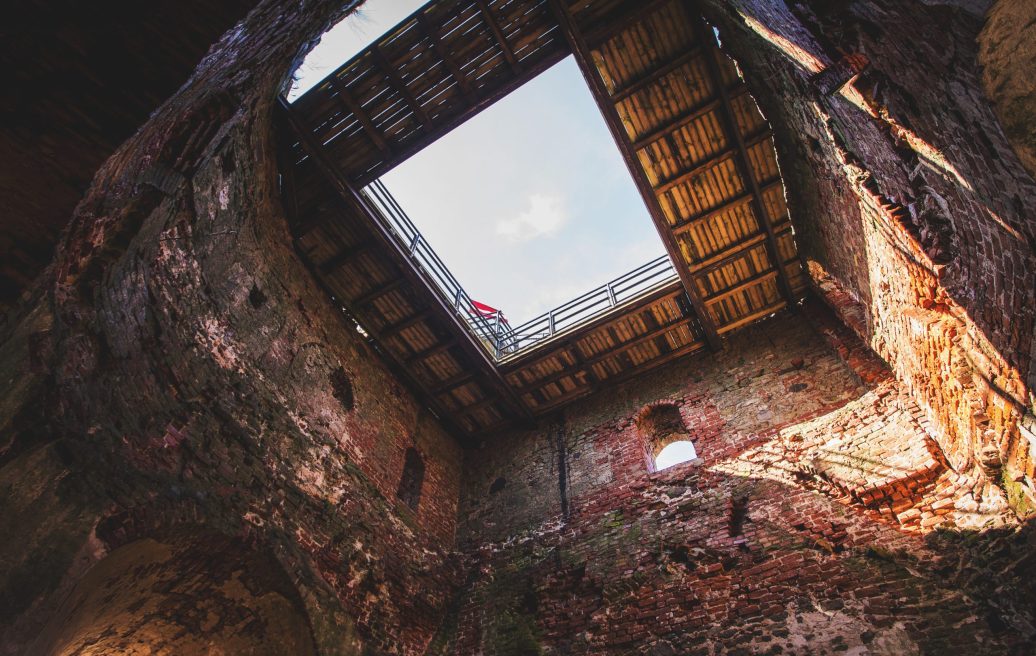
2,0,1036,654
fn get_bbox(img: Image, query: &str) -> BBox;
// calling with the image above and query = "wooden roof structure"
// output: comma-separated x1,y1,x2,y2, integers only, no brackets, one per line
278,0,806,441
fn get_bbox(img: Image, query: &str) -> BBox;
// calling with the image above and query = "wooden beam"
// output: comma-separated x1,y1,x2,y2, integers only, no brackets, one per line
406,338,456,365
610,45,703,103
276,104,470,438
327,77,391,156
545,0,721,350
689,233,767,272
318,240,373,274
430,371,474,395
381,309,432,338
582,0,673,47
530,338,707,416
655,128,771,195
474,0,521,73
416,11,474,98
689,223,791,273
632,95,720,152
670,178,782,235
370,44,433,130
457,395,501,417
279,97,533,424
515,314,700,392
351,48,566,187
704,269,779,306
352,277,405,307
692,15,797,308
716,300,787,334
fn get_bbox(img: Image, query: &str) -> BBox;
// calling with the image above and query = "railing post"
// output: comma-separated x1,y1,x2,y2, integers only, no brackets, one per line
548,311,556,336
409,234,420,255
607,282,617,307
493,311,502,358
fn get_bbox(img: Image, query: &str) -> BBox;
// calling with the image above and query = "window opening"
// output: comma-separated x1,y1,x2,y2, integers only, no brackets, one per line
397,447,425,510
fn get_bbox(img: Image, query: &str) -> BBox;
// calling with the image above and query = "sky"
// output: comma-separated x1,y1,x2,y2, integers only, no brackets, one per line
289,0,665,326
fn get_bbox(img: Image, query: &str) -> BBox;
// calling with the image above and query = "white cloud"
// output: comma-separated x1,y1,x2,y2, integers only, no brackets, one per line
496,193,569,242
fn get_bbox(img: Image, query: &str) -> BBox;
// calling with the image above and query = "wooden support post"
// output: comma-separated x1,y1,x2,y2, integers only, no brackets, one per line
691,14,797,308
545,0,722,350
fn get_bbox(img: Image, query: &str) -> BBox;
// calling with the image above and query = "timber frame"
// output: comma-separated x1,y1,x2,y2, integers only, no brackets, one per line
278,0,807,440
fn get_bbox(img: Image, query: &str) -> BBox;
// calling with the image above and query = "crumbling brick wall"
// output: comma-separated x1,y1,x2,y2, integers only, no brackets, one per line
446,308,1033,654
695,0,1036,514
0,2,465,654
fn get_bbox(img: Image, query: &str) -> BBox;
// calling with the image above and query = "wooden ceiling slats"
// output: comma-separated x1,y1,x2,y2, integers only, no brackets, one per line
282,0,806,439
548,0,722,349
474,0,521,73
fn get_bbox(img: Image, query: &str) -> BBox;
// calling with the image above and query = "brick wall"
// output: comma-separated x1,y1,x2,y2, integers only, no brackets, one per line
694,0,1036,515
443,307,1033,654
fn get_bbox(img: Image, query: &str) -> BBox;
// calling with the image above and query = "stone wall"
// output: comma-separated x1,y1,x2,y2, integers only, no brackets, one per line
444,306,1034,654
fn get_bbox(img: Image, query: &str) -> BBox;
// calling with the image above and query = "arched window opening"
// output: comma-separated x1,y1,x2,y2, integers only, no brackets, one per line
396,447,425,511
655,440,698,471
636,402,699,472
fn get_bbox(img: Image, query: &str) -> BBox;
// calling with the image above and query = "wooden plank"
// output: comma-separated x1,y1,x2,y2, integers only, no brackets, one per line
630,88,748,152
610,45,702,103
716,301,787,334
704,269,778,305
655,129,771,195
406,338,456,365
498,279,685,369
514,313,699,392
353,277,405,307
582,0,673,47
671,178,782,235
689,233,767,272
546,0,721,350
416,11,474,98
692,14,797,307
370,44,433,130
430,371,475,394
328,77,391,155
475,0,521,73
381,308,432,338
318,239,374,274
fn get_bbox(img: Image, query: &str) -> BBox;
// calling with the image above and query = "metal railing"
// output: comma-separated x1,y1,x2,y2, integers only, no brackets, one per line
361,180,679,359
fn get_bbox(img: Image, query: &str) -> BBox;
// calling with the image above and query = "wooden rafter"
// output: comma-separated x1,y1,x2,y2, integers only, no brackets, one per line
655,128,772,195
328,77,391,156
416,11,474,98
582,0,672,47
545,0,722,350
610,45,703,102
670,179,783,235
474,0,521,73
353,277,405,307
691,15,796,307
318,240,374,274
370,44,433,130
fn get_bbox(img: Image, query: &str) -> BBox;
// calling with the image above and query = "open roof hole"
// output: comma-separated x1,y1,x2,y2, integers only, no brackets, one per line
289,0,668,346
